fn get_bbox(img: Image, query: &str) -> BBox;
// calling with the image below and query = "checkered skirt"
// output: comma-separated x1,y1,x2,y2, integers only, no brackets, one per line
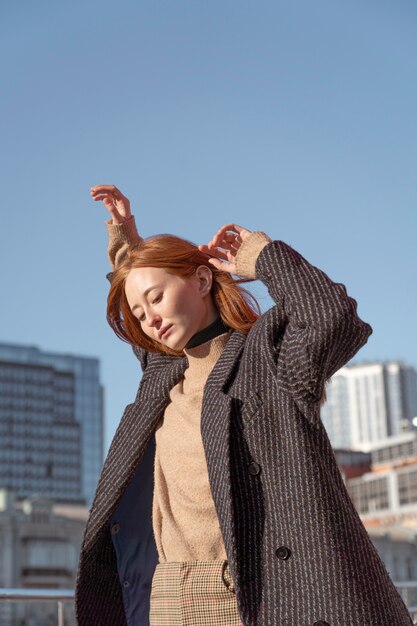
149,560,242,626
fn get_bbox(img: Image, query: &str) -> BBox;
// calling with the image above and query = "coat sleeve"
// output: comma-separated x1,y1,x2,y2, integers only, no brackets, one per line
253,239,373,411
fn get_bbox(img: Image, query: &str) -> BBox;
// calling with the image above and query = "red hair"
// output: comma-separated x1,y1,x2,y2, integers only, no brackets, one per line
107,234,261,357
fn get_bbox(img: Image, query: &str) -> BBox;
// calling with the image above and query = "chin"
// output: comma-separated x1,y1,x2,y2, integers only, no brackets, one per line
162,332,185,352
158,325,195,352
167,334,191,352
170,338,187,352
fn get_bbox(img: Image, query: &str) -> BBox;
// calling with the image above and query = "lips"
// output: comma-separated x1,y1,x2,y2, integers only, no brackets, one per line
158,324,173,340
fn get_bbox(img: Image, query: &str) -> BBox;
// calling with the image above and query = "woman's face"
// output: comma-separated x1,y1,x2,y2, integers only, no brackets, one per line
124,265,218,351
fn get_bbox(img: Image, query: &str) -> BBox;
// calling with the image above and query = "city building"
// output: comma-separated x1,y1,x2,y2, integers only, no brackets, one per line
0,488,88,626
321,361,417,450
0,342,104,506
366,524,417,613
345,431,417,524
333,435,417,617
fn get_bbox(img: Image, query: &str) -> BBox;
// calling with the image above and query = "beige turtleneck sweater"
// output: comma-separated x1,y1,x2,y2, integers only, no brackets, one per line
106,216,271,561
153,330,232,562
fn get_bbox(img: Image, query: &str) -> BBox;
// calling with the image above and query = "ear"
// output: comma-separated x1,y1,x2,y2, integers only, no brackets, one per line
195,265,213,297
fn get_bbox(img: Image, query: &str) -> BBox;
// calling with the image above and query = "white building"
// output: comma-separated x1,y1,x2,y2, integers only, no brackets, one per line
321,361,417,450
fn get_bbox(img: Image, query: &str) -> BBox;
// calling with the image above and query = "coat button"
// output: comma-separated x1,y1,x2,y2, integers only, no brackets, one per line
313,622,331,626
248,462,261,475
123,580,130,588
276,546,291,560
111,523,120,534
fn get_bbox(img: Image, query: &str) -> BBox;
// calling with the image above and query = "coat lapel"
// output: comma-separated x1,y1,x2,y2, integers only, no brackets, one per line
84,354,187,550
200,331,247,565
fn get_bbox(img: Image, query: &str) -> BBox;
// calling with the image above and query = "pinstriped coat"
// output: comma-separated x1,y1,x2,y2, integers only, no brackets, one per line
75,239,413,626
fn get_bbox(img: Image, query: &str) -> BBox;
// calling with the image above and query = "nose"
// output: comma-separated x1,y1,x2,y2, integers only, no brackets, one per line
145,309,161,328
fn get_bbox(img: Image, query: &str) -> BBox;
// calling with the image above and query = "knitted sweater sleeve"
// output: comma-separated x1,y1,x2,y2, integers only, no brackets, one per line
105,216,149,369
234,230,272,278
244,237,373,415
106,215,142,270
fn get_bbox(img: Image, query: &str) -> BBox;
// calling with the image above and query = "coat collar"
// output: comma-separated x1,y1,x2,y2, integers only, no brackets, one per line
204,329,246,391
141,328,246,396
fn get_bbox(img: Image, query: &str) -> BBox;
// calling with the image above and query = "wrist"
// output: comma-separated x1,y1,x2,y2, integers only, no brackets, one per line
106,215,133,226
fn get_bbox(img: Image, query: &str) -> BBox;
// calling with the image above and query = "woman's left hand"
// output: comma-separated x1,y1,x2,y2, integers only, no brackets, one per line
198,223,252,274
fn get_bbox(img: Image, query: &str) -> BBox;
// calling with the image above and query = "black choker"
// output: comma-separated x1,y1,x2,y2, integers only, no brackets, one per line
185,316,229,349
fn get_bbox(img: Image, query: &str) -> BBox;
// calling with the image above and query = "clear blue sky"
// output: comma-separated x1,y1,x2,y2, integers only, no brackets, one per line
1,0,416,453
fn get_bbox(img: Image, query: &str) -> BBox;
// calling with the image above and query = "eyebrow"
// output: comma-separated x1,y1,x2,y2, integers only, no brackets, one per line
131,285,161,313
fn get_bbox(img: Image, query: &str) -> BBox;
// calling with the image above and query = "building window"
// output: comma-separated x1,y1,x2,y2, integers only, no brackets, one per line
398,470,417,506
348,476,389,514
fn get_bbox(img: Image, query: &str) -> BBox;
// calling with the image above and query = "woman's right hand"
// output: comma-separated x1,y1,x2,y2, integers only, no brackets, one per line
90,184,132,225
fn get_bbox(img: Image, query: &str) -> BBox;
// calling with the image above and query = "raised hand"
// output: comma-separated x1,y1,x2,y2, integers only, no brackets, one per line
198,223,252,275
90,184,132,225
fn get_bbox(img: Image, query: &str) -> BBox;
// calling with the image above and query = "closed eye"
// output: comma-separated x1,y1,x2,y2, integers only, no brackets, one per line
137,294,163,323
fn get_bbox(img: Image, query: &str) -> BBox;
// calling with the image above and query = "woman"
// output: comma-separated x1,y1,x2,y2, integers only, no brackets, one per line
75,185,413,626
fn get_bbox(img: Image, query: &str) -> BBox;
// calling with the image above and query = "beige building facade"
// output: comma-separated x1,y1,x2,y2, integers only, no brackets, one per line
0,489,88,626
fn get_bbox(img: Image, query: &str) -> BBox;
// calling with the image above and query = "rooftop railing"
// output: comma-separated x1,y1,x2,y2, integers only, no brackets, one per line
395,580,417,623
0,584,416,625
0,588,74,626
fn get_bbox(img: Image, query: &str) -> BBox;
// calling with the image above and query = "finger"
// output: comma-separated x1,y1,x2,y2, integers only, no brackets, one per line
210,231,236,247
103,198,120,214
205,228,236,249
223,232,243,244
208,238,240,254
93,194,120,209
216,223,247,236
207,257,224,270
199,244,234,257
212,235,242,250
92,192,125,209
213,237,241,250
91,184,120,194
198,245,213,255
92,193,114,201
217,231,238,243
205,247,230,261
208,257,236,274
199,231,243,254
211,230,244,248
91,191,121,202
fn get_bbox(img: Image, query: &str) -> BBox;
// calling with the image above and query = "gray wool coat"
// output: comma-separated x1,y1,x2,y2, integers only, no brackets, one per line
75,239,413,626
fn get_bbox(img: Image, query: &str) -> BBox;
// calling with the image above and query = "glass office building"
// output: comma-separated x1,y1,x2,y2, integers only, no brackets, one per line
0,343,104,506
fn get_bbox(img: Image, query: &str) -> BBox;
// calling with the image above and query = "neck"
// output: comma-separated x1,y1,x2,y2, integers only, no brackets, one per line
185,315,229,349
182,327,231,381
